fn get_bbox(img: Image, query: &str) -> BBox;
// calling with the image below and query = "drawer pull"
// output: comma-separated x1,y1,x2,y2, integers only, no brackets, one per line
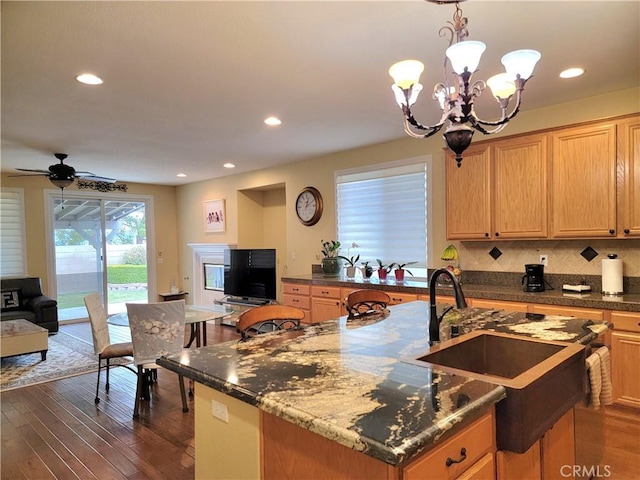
445,448,467,467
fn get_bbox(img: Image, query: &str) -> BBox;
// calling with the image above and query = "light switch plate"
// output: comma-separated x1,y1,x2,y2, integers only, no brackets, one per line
211,399,229,423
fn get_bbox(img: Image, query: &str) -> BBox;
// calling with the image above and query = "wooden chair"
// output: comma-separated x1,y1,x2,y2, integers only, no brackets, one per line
84,293,136,405
126,300,189,419
345,289,390,319
236,305,305,341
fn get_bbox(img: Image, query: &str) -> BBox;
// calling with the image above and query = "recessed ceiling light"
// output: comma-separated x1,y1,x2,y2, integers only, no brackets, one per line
223,163,235,169
176,173,187,177
264,116,282,126
559,68,584,79
75,73,103,85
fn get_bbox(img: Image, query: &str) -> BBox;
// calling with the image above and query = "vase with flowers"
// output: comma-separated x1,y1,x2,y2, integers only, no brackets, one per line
338,242,360,279
321,240,343,277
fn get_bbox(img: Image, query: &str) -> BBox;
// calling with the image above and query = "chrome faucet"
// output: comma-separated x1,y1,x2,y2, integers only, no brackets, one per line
429,268,468,345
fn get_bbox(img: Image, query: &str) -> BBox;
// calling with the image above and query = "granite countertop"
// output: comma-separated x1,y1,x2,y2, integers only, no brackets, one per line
282,274,640,312
159,301,606,467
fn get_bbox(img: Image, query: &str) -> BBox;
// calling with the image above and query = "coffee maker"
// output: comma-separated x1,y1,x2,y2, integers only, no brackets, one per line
522,264,545,292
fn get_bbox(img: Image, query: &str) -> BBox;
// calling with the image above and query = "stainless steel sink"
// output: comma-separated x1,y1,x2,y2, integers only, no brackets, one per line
408,331,586,453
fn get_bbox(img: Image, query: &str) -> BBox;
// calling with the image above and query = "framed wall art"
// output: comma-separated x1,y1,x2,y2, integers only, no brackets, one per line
203,199,226,233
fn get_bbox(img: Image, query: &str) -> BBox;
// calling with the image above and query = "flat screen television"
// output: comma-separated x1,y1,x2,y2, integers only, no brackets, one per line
223,248,276,302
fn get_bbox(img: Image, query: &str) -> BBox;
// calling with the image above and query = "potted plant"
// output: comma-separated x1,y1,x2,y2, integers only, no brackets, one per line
360,260,374,280
320,240,342,277
338,242,360,279
376,259,395,281
393,261,417,282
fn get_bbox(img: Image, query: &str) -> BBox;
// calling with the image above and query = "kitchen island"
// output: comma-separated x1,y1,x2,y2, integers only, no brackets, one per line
158,302,607,479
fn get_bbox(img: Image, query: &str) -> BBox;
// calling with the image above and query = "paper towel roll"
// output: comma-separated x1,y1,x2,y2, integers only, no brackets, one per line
602,258,623,295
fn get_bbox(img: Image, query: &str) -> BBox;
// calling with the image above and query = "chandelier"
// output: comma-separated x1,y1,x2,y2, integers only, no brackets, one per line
389,0,541,167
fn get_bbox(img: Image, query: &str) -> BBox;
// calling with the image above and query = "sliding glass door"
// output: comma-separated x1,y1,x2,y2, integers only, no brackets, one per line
47,191,151,321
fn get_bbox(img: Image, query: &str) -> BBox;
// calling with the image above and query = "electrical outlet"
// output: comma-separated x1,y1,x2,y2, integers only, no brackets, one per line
540,254,548,266
211,400,229,423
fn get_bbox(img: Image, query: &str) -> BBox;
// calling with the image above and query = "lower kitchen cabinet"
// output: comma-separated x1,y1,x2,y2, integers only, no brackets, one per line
386,292,418,305
311,286,342,322
610,311,640,408
283,283,312,324
469,298,529,312
528,304,605,321
404,410,496,480
496,408,575,480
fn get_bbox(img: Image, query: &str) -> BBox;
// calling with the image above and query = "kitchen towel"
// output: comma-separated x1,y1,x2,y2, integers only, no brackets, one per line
602,258,623,294
596,346,613,406
586,352,602,409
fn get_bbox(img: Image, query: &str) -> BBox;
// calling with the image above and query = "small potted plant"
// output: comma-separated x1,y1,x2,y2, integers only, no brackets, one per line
376,259,395,281
320,240,342,277
393,261,417,282
338,242,360,279
360,260,374,280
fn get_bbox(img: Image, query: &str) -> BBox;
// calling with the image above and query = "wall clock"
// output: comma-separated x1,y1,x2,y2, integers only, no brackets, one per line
295,186,323,226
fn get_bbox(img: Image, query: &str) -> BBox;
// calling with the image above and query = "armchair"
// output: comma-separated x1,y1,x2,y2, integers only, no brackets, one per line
1,277,59,333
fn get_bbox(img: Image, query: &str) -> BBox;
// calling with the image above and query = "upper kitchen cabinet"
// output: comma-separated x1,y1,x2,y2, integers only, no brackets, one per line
492,134,549,239
550,122,617,238
618,115,640,237
446,143,492,240
445,134,548,240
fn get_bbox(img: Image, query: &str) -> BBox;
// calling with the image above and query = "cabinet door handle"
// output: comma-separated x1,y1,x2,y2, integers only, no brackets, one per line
484,233,489,238
624,229,630,234
445,447,467,467
495,232,500,237
609,229,615,235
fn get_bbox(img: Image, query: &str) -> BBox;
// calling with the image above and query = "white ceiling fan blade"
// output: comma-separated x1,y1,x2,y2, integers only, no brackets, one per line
8,173,49,177
15,168,50,173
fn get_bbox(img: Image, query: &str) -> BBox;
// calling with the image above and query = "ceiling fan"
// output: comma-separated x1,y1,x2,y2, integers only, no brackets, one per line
11,153,117,190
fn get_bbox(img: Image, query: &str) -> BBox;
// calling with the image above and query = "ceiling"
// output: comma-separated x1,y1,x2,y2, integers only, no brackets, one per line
2,1,639,186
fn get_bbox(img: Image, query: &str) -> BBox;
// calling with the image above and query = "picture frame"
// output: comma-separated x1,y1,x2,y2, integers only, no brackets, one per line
203,199,225,233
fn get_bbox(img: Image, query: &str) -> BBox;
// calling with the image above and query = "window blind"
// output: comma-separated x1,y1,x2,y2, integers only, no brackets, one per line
336,160,427,270
0,188,27,277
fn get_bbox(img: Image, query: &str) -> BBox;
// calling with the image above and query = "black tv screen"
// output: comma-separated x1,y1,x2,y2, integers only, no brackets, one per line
223,249,276,301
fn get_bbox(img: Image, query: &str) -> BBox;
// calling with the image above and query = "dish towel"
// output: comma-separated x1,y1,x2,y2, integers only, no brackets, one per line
586,352,602,409
596,346,614,406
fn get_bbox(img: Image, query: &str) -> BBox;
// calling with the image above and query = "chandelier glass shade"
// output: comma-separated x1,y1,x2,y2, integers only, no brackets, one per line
389,1,541,167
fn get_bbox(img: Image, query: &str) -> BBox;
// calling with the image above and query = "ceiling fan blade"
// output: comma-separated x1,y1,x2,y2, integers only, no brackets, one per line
76,173,117,183
8,173,50,177
16,168,50,174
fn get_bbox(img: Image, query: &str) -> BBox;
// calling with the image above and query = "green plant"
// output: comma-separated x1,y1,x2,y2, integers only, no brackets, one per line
394,261,417,276
338,242,360,266
321,240,341,258
360,261,374,277
122,245,147,265
376,259,396,274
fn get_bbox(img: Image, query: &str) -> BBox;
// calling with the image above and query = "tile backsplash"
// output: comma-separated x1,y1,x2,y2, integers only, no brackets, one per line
455,239,640,278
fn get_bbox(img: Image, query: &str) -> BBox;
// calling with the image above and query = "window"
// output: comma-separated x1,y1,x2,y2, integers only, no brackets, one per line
336,158,428,278
0,188,27,277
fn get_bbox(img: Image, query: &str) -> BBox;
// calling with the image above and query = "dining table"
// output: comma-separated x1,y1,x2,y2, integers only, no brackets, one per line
108,304,235,348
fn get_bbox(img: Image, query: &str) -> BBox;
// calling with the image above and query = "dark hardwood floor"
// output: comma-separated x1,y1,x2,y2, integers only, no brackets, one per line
2,322,639,479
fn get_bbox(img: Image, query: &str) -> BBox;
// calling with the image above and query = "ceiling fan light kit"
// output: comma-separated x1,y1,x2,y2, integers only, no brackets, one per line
11,153,119,192
389,0,541,167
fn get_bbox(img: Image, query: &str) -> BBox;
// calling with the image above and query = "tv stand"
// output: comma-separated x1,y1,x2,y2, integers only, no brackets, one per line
222,297,270,307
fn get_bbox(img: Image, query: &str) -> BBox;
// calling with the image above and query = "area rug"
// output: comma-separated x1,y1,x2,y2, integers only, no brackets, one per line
1,332,132,392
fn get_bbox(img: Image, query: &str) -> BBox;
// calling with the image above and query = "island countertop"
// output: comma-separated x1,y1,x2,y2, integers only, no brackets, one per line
159,301,607,467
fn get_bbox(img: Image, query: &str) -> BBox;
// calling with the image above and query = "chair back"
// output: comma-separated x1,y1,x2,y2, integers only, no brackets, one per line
345,289,390,318
236,305,304,340
126,300,186,366
84,292,111,355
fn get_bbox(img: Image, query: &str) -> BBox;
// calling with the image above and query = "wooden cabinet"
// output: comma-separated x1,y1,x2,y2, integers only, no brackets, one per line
492,134,549,239
540,408,575,479
419,294,455,305
610,310,640,408
311,286,342,322
446,143,492,240
618,115,640,237
497,408,574,480
469,298,529,313
529,304,605,321
445,134,549,240
550,122,617,238
386,292,418,305
404,410,496,480
283,283,312,324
